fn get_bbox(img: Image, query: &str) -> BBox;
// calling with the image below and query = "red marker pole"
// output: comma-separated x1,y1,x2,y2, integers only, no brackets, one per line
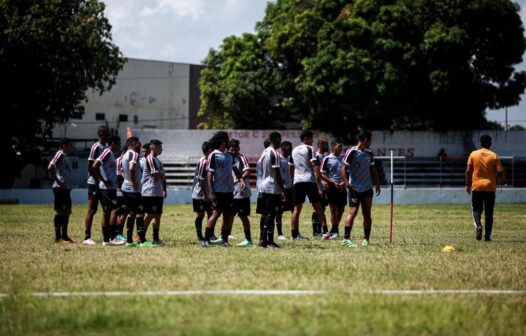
389,150,394,245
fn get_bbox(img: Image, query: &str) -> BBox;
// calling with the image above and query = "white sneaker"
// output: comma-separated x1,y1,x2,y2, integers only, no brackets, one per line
329,233,339,240
229,235,237,240
277,235,287,241
110,237,125,246
102,241,111,246
83,238,96,245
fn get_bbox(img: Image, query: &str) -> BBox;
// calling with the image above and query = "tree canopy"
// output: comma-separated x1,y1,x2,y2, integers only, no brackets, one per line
199,0,526,140
0,0,125,187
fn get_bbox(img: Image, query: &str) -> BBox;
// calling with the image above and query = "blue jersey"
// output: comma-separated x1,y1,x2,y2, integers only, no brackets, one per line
321,154,344,183
207,149,234,193
342,146,374,192
96,148,117,190
121,149,142,193
48,149,72,189
279,154,294,190
232,153,251,199
191,157,208,200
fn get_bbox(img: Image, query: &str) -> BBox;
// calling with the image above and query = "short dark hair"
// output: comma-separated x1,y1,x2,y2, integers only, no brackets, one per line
357,130,372,142
126,136,139,146
263,138,271,148
109,135,121,145
209,137,221,150
202,141,211,154
229,139,240,148
97,125,109,136
60,138,72,147
300,130,313,141
318,137,328,146
281,141,292,150
269,131,281,143
331,139,343,148
212,131,229,142
150,139,163,147
142,142,150,150
480,134,492,148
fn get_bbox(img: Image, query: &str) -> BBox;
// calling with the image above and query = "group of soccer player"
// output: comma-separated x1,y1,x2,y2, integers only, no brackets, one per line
192,129,381,248
48,125,167,247
48,126,382,248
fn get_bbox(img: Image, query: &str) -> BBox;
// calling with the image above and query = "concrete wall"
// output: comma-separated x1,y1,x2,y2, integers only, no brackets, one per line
2,188,525,205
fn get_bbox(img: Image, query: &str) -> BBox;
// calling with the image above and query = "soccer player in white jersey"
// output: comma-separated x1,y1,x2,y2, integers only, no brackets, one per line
115,147,128,241
276,141,294,240
142,139,166,246
255,138,271,243
120,137,150,247
290,130,328,240
320,139,346,239
229,139,253,247
312,137,329,237
83,125,109,245
258,131,286,248
48,139,75,243
202,131,242,247
93,135,124,246
341,130,381,247
192,141,212,242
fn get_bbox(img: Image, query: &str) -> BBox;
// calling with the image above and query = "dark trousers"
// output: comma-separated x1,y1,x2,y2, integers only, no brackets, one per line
472,191,495,239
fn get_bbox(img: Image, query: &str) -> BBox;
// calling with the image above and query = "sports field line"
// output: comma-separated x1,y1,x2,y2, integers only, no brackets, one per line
0,289,525,298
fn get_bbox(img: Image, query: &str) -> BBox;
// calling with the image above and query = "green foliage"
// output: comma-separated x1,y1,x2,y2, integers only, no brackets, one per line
0,0,125,187
199,0,526,141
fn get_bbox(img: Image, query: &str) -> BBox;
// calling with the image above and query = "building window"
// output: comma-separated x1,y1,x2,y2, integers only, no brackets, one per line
95,113,105,121
133,115,139,124
119,114,128,122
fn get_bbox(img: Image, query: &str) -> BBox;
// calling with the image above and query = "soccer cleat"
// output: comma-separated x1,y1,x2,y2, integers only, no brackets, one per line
236,239,253,247
329,233,339,240
362,239,369,246
210,234,218,241
115,234,125,241
322,233,331,240
313,232,323,238
102,241,111,246
126,242,138,247
476,226,482,241
268,242,280,248
152,239,164,246
277,235,287,241
110,238,125,246
139,241,156,248
201,240,210,247
258,240,268,248
210,237,225,245
484,236,491,242
341,239,357,248
293,234,309,241
228,235,237,240
83,238,96,245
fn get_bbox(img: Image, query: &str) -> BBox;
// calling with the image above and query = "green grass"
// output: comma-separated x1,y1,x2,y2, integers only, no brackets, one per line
1,203,525,335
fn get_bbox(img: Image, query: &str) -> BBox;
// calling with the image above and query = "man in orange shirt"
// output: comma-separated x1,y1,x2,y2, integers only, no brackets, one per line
465,135,505,241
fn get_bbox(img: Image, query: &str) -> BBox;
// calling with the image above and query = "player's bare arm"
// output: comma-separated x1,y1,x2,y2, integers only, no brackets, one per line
370,165,381,196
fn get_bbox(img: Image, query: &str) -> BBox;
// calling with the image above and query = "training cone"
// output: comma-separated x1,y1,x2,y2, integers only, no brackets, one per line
442,245,456,253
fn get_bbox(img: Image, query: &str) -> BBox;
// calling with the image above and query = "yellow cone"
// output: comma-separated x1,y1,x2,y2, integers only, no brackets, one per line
442,245,456,253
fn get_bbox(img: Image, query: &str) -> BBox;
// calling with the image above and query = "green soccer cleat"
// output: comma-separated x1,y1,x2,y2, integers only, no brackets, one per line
236,239,253,247
341,239,357,248
126,242,138,247
362,239,369,246
139,241,156,248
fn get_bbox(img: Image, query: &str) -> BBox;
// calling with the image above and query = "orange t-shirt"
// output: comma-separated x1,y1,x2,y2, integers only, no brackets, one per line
467,148,504,192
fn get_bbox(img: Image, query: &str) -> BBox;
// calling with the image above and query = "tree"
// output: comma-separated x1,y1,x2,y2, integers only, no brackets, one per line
0,0,125,187
199,0,526,141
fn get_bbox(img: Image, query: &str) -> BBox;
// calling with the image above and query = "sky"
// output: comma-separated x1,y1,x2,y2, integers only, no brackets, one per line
103,0,526,128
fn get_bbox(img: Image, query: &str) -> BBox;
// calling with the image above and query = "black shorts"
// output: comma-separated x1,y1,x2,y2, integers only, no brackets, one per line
212,192,235,214
143,196,164,214
116,195,127,215
327,185,347,208
193,198,212,213
281,188,294,212
348,189,374,207
261,193,282,216
233,197,251,217
100,189,118,211
87,184,101,200
293,182,321,205
53,188,71,212
256,197,265,215
123,192,144,215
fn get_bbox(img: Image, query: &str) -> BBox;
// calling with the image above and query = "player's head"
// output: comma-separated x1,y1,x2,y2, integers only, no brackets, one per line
108,135,121,153
149,139,163,156
317,137,329,153
263,138,271,148
142,142,151,157
300,130,314,145
60,138,74,155
211,131,229,150
97,125,110,143
480,134,492,149
357,130,372,148
269,131,282,148
281,141,292,156
201,141,211,156
331,139,343,156
229,139,240,156
126,136,141,152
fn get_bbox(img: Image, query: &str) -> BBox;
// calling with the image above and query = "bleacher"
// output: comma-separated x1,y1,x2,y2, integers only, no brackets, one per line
164,157,526,188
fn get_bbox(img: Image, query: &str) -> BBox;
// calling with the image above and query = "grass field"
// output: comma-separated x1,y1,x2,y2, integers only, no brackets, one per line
0,203,525,335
